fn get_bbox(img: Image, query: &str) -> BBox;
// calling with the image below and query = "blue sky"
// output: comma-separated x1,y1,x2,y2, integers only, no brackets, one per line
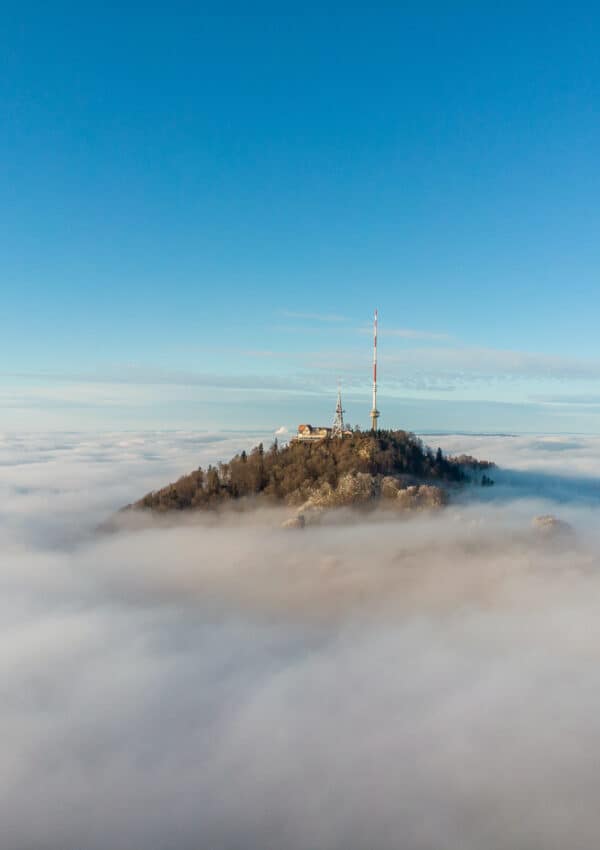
3,4,600,432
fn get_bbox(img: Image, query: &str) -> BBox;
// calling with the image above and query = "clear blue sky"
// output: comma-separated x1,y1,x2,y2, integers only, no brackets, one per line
3,3,600,432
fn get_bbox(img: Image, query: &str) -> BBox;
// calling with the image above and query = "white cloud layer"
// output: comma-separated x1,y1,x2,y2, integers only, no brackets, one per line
4,432,600,849
6,336,600,432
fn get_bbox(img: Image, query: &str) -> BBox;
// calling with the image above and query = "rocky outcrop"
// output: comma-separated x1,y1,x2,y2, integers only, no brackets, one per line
532,514,573,537
291,473,447,523
282,514,306,529
395,484,448,509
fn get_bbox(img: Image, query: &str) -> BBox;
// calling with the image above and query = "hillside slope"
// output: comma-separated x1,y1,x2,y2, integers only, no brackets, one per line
127,430,493,515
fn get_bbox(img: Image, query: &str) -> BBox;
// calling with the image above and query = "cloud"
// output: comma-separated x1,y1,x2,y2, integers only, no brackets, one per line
531,394,600,406
5,432,600,849
280,310,349,323
5,342,600,436
0,368,320,392
274,426,289,436
380,345,600,382
359,326,453,341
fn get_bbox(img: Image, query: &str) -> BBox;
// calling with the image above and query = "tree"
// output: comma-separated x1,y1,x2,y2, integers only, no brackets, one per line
206,465,220,496
132,429,489,512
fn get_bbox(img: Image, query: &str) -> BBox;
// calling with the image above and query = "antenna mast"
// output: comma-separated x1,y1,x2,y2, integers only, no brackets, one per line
331,380,346,438
370,309,380,431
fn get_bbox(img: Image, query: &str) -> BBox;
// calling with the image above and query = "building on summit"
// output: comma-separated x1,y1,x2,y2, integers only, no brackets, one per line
292,309,381,442
293,424,332,442
292,385,353,443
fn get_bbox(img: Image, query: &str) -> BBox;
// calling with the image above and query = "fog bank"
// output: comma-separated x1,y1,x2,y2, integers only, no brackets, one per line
3,431,600,849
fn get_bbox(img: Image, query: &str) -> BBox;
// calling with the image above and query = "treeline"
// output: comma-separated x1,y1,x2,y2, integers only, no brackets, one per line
133,430,491,513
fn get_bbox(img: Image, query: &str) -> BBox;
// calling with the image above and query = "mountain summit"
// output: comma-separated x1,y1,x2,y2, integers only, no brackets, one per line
126,430,493,521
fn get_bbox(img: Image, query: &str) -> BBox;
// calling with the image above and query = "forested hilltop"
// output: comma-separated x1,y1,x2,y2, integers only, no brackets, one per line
128,430,493,516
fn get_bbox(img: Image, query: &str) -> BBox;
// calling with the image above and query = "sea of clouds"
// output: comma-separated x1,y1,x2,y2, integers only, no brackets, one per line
4,430,600,849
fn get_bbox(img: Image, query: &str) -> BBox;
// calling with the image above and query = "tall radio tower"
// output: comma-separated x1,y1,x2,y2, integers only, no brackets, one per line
331,381,346,438
370,309,380,431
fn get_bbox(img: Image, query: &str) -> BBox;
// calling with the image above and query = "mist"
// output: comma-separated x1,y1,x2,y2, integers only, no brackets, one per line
4,431,600,849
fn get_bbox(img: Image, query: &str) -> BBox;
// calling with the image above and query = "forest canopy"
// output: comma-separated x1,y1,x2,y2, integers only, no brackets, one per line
130,430,493,513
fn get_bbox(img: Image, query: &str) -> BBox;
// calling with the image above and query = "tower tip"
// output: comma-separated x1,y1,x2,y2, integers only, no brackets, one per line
370,308,380,431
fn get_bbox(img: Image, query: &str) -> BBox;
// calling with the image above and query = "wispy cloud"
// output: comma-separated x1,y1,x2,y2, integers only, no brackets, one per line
358,326,453,341
380,346,600,382
7,341,600,391
0,368,322,393
384,327,453,341
531,394,600,406
280,310,349,323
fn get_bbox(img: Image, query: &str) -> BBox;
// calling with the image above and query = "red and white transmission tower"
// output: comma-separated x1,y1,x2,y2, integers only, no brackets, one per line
370,309,380,431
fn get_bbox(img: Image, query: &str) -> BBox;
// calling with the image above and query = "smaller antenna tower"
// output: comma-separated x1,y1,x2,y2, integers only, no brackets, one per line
370,309,380,431
331,381,346,438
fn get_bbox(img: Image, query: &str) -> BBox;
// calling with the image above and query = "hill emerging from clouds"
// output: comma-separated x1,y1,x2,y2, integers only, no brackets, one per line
126,430,493,521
